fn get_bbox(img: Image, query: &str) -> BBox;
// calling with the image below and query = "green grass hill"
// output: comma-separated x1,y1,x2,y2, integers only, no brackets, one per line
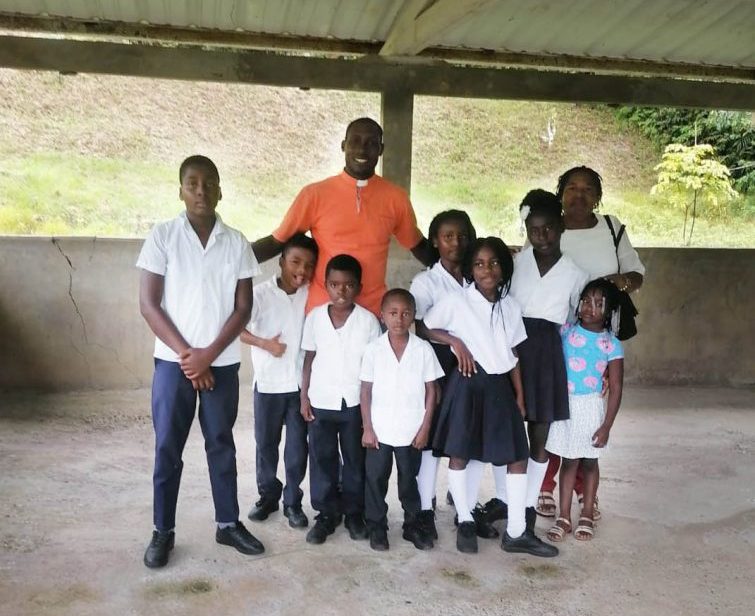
0,69,751,246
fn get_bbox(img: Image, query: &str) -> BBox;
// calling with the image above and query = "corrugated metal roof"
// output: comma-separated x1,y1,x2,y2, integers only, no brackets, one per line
1,0,753,70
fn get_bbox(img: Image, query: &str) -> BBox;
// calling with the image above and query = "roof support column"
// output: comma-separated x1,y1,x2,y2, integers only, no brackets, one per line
380,88,414,194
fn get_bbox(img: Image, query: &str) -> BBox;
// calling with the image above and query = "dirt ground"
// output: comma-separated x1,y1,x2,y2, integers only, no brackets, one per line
1,386,753,616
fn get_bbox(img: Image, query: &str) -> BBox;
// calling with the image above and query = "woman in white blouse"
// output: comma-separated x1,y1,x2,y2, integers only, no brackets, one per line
537,166,645,520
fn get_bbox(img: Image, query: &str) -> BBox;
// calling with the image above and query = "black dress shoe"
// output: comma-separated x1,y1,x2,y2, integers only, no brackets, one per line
502,529,559,558
526,506,537,533
247,497,279,521
369,527,389,551
472,505,499,539
417,509,438,540
306,514,337,545
344,513,368,540
283,504,309,529
144,530,174,568
402,524,433,550
483,497,508,522
216,522,265,555
456,521,478,554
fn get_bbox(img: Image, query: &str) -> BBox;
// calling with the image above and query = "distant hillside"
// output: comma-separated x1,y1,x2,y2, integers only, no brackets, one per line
0,69,750,246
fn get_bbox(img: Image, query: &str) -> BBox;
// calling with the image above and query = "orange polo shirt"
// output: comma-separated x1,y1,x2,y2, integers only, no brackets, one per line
272,171,423,316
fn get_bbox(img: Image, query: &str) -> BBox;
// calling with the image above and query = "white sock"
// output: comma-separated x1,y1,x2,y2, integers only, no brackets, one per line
417,450,439,510
465,460,484,510
525,458,549,508
506,473,527,538
493,464,508,503
448,468,473,523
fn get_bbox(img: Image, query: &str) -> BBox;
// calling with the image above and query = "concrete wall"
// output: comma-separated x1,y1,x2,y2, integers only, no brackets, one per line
0,236,752,391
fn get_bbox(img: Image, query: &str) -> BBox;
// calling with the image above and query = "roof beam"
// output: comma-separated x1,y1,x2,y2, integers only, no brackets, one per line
380,0,498,57
0,35,752,111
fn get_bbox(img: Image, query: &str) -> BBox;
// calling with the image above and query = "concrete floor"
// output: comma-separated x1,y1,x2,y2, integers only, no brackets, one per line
0,386,753,616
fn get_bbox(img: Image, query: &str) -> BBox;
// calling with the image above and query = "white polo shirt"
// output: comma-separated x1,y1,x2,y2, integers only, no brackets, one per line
301,303,381,410
136,211,259,366
249,276,309,394
510,247,589,324
360,332,444,447
423,285,527,375
409,261,469,320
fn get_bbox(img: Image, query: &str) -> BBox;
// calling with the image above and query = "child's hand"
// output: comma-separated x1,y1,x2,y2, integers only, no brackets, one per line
179,347,212,379
300,396,315,422
412,427,430,450
264,335,287,358
191,369,215,392
362,427,379,449
450,337,476,378
592,425,611,448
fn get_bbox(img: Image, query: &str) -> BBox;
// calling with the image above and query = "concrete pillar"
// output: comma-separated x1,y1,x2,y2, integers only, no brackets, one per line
380,88,414,194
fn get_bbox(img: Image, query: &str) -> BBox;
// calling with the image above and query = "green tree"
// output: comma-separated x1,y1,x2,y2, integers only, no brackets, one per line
651,143,738,245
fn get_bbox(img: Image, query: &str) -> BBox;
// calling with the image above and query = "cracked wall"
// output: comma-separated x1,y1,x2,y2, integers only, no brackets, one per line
0,238,752,391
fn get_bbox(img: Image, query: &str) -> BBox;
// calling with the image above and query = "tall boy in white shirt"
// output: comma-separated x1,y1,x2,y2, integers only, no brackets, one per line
137,155,263,568
360,289,444,551
242,233,318,529
299,254,381,545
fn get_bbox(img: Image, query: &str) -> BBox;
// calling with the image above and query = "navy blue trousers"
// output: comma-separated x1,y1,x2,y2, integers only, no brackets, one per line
151,359,240,531
253,387,308,507
365,443,422,529
308,404,364,516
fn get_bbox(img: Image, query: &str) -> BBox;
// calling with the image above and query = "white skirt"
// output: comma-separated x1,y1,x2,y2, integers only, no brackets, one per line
546,393,607,459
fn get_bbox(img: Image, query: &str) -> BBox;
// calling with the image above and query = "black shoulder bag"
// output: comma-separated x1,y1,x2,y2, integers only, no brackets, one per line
604,215,639,341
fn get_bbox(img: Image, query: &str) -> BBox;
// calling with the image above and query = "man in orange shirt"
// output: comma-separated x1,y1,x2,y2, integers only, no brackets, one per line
252,118,433,315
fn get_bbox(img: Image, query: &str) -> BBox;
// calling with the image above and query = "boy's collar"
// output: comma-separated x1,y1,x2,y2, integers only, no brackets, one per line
339,170,375,186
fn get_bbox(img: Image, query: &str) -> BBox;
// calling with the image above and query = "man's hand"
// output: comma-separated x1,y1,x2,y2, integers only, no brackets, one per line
179,347,213,380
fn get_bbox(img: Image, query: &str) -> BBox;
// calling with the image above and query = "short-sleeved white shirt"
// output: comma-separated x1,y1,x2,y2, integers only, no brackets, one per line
409,261,469,320
511,247,589,324
136,211,259,366
360,332,444,447
249,276,308,394
301,303,381,409
561,215,646,279
423,285,527,375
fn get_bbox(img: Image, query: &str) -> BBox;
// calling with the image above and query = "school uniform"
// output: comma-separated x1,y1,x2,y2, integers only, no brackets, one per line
136,211,259,531
423,285,529,465
360,333,444,529
249,276,309,508
510,247,589,423
301,303,381,516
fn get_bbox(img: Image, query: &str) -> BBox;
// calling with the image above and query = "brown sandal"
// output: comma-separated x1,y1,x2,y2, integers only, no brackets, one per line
536,491,557,517
577,494,601,521
546,517,572,542
574,516,594,541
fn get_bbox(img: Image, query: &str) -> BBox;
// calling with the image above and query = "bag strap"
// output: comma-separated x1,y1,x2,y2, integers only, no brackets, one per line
604,215,626,273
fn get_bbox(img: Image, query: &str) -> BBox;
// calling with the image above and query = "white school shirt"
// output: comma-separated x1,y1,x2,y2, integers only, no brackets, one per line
409,261,469,319
510,247,589,324
301,303,381,410
561,215,646,279
136,211,259,366
360,332,444,447
423,284,527,375
249,276,308,394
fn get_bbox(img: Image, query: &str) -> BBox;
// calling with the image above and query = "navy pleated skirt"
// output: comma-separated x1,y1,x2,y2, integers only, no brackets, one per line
518,317,570,423
431,365,529,465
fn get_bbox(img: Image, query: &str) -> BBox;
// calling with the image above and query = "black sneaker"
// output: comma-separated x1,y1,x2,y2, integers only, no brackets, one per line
526,506,537,533
283,504,309,529
501,529,559,558
369,527,389,551
402,524,433,550
483,497,508,522
306,514,337,545
344,513,368,540
456,521,478,554
247,497,279,521
216,522,265,555
417,509,438,540
472,505,499,539
143,530,174,568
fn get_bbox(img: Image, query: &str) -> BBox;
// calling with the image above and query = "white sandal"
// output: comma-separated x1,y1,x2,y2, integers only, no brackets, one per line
536,491,557,517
